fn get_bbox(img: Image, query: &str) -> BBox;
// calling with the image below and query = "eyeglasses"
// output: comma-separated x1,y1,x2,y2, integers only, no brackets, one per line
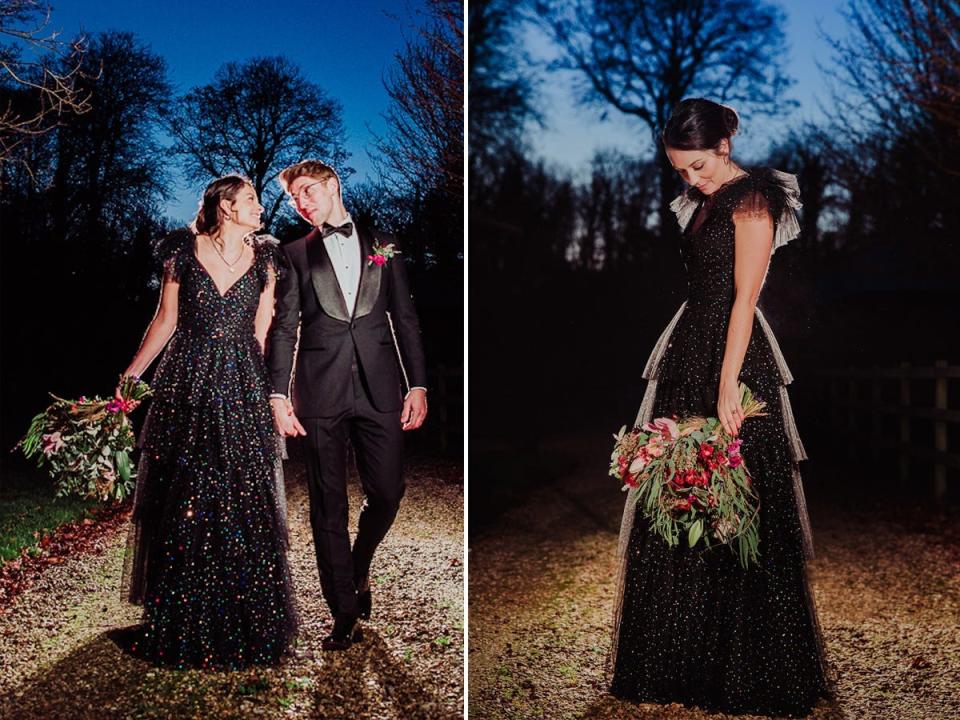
287,179,327,208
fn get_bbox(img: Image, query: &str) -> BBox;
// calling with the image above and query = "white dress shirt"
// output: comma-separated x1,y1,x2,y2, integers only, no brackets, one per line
323,214,362,316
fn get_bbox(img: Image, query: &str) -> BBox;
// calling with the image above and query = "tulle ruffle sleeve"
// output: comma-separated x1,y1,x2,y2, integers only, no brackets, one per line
152,228,196,282
252,234,285,290
670,190,699,232
729,168,802,254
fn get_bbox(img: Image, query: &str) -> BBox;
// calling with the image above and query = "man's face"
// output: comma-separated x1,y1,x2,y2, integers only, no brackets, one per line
287,175,337,226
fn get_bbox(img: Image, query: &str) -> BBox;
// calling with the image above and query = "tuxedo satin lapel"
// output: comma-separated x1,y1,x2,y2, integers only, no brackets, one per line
307,228,351,322
353,226,382,319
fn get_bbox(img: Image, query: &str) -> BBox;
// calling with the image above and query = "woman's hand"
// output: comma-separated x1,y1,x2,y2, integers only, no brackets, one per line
115,374,142,411
717,378,744,437
270,397,306,437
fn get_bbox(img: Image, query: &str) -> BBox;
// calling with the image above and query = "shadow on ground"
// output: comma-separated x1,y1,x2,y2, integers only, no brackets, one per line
0,626,454,719
468,430,960,720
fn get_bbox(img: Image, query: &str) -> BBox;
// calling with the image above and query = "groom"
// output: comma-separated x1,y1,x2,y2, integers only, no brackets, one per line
266,160,428,650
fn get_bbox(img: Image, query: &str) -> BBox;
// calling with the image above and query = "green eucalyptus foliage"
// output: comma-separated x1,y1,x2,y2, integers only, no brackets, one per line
17,377,152,503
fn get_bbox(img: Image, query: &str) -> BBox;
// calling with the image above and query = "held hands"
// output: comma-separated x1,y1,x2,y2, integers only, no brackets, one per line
271,397,306,437
717,378,744,438
401,388,427,431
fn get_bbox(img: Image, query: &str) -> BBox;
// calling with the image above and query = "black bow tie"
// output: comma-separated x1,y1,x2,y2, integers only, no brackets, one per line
321,222,353,239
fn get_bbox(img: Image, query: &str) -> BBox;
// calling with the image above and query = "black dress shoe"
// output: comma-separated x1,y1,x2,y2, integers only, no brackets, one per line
358,584,372,621
322,614,363,651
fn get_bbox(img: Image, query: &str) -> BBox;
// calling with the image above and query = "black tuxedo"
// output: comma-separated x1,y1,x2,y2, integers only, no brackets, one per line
266,223,426,619
267,224,427,415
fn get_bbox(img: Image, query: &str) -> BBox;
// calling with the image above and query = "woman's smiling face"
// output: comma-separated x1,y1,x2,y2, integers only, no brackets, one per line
666,140,732,195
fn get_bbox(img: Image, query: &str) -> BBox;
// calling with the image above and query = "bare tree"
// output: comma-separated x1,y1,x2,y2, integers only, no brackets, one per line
535,0,794,239
468,0,540,196
47,31,171,257
348,179,411,234
815,0,960,259
765,124,845,253
824,0,960,176
167,56,349,228
0,0,92,167
479,149,576,274
372,0,463,201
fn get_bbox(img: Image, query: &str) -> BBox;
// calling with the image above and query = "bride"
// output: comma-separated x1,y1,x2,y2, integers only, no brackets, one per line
608,98,833,717
118,174,298,669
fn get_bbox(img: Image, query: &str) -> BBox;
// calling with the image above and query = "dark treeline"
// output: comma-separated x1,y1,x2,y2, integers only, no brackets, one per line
0,0,463,455
469,0,960,458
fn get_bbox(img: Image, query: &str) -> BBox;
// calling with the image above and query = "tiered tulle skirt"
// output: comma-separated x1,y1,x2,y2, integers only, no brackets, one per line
608,303,832,717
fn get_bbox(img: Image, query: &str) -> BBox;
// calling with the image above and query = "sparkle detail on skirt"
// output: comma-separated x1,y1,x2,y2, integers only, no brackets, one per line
120,237,298,670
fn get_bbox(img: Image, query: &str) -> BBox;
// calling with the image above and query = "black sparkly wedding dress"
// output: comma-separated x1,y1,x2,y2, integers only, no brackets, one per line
121,232,298,670
608,169,833,717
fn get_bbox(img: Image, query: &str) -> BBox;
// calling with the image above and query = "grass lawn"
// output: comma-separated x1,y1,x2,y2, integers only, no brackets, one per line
0,461,97,562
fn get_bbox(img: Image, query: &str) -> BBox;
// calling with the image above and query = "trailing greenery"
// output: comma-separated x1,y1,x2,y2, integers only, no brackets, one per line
16,376,151,502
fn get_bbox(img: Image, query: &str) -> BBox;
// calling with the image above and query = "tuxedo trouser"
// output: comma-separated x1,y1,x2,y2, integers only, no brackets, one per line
300,361,405,618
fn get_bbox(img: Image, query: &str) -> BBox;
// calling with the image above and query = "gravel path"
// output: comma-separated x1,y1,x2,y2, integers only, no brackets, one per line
0,455,463,719
468,433,960,720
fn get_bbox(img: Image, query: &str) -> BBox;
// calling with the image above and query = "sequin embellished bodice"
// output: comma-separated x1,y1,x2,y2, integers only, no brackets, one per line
146,241,279,410
176,253,264,342
679,175,750,310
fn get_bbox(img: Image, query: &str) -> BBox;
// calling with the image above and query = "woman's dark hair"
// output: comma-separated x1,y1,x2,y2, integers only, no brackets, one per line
661,98,739,154
192,174,253,236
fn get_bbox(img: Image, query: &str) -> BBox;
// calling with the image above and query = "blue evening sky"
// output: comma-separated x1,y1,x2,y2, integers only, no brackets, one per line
522,1,851,175
46,0,428,222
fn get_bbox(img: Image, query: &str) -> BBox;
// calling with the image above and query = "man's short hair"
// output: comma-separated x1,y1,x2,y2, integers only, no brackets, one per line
279,160,339,193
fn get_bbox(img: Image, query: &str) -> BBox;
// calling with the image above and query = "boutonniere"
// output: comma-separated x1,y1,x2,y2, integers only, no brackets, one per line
367,242,400,267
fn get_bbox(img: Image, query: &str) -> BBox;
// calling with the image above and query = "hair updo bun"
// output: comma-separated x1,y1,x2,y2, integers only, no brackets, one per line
721,104,739,137
661,98,741,154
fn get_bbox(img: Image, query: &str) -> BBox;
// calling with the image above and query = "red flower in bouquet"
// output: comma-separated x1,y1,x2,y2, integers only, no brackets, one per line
106,398,137,414
669,471,685,489
674,497,694,512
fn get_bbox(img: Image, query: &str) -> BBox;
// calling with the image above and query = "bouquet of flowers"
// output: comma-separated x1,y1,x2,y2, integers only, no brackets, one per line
16,376,152,503
610,383,766,568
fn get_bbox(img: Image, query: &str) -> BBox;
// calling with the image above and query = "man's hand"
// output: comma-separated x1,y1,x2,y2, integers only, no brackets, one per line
400,388,427,431
271,397,306,437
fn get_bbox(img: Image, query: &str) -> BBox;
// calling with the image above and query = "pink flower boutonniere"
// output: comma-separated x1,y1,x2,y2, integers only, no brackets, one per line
367,242,401,267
